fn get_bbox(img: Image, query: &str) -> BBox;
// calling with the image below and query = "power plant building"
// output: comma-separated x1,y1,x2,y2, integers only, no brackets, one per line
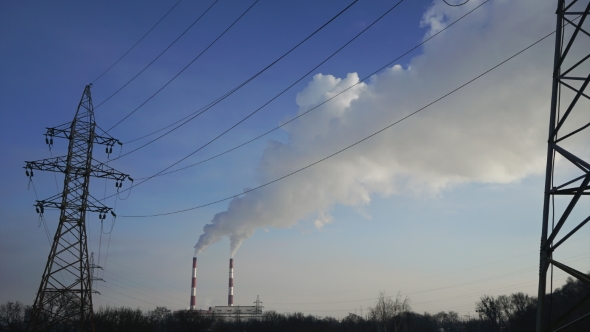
211,303,262,321
188,256,263,320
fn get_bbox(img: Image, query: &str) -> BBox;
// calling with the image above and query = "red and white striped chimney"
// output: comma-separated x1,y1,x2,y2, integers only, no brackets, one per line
228,258,234,306
190,257,197,310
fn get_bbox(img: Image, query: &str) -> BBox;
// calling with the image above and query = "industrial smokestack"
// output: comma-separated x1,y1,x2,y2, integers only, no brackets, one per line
190,257,197,310
228,258,234,306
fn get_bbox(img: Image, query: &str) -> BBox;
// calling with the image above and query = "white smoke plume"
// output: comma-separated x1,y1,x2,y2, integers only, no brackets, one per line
194,0,586,257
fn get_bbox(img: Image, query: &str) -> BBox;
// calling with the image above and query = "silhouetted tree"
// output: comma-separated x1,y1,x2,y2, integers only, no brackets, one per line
3,277,588,332
476,294,506,331
545,275,590,331
0,301,25,332
168,309,215,332
147,307,172,332
94,306,152,332
369,291,411,332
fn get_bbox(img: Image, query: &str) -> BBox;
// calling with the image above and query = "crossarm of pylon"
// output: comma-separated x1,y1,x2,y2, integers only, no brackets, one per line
90,158,129,181
25,156,130,181
46,126,120,147
36,200,111,213
90,194,113,213
25,156,68,173
35,193,111,214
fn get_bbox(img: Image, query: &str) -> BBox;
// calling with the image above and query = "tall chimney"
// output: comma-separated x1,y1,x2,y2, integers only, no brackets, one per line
190,257,197,310
228,258,234,306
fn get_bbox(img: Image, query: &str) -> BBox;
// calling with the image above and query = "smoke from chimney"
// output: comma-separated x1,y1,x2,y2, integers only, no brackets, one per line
228,258,234,306
192,0,559,259
190,256,197,310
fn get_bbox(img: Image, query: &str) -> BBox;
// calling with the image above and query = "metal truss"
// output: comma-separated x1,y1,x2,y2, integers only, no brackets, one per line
45,123,121,152
26,85,130,331
537,1,590,331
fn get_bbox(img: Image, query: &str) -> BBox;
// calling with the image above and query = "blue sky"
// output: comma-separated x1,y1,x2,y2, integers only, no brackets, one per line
1,0,588,318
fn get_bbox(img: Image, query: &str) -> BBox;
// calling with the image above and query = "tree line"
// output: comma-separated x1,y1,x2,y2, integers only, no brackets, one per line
1,276,588,332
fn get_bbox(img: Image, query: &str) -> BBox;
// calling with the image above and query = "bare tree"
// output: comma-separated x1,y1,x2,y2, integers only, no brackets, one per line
369,291,411,332
0,301,25,331
432,311,460,330
476,294,508,331
506,292,535,318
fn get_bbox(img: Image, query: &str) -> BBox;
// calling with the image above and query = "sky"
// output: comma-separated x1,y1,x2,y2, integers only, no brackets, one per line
1,0,589,318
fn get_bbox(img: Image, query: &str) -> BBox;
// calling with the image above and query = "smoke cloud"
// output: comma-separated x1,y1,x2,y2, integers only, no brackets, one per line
194,0,583,256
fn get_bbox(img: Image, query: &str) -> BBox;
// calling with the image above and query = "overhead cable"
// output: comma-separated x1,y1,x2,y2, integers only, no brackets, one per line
103,0,484,199
107,0,360,140
105,0,265,132
118,0,405,170
107,0,486,195
264,254,588,306
92,0,183,84
95,0,220,110
103,276,182,307
119,26,556,218
132,0,486,181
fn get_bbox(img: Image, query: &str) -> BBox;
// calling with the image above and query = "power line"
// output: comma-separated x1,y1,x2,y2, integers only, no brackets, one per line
264,254,589,306
92,0,183,84
103,0,484,206
109,0,360,147
120,11,550,218
94,0,220,110
106,259,189,293
98,283,163,307
290,275,572,315
317,234,590,296
104,0,264,132
125,0,487,182
421,273,577,314
94,240,587,312
95,292,141,309
102,275,183,308
93,272,570,314
413,274,570,307
102,269,187,303
123,0,406,180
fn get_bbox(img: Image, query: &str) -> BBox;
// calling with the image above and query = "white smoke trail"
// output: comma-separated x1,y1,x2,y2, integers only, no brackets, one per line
194,0,587,257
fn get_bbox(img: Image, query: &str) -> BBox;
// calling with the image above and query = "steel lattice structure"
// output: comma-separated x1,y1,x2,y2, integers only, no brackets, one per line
25,85,131,331
536,1,590,331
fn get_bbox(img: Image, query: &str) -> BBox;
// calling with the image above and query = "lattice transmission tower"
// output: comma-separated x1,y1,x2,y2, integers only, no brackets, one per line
24,85,131,331
536,1,590,331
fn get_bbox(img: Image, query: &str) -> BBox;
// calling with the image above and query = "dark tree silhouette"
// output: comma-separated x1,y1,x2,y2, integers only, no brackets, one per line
3,277,588,332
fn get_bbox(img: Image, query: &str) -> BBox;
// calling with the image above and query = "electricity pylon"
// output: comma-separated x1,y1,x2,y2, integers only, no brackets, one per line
537,1,590,331
25,85,131,331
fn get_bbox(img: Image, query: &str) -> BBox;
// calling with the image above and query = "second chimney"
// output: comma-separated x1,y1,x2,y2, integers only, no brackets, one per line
190,257,197,310
228,258,234,306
